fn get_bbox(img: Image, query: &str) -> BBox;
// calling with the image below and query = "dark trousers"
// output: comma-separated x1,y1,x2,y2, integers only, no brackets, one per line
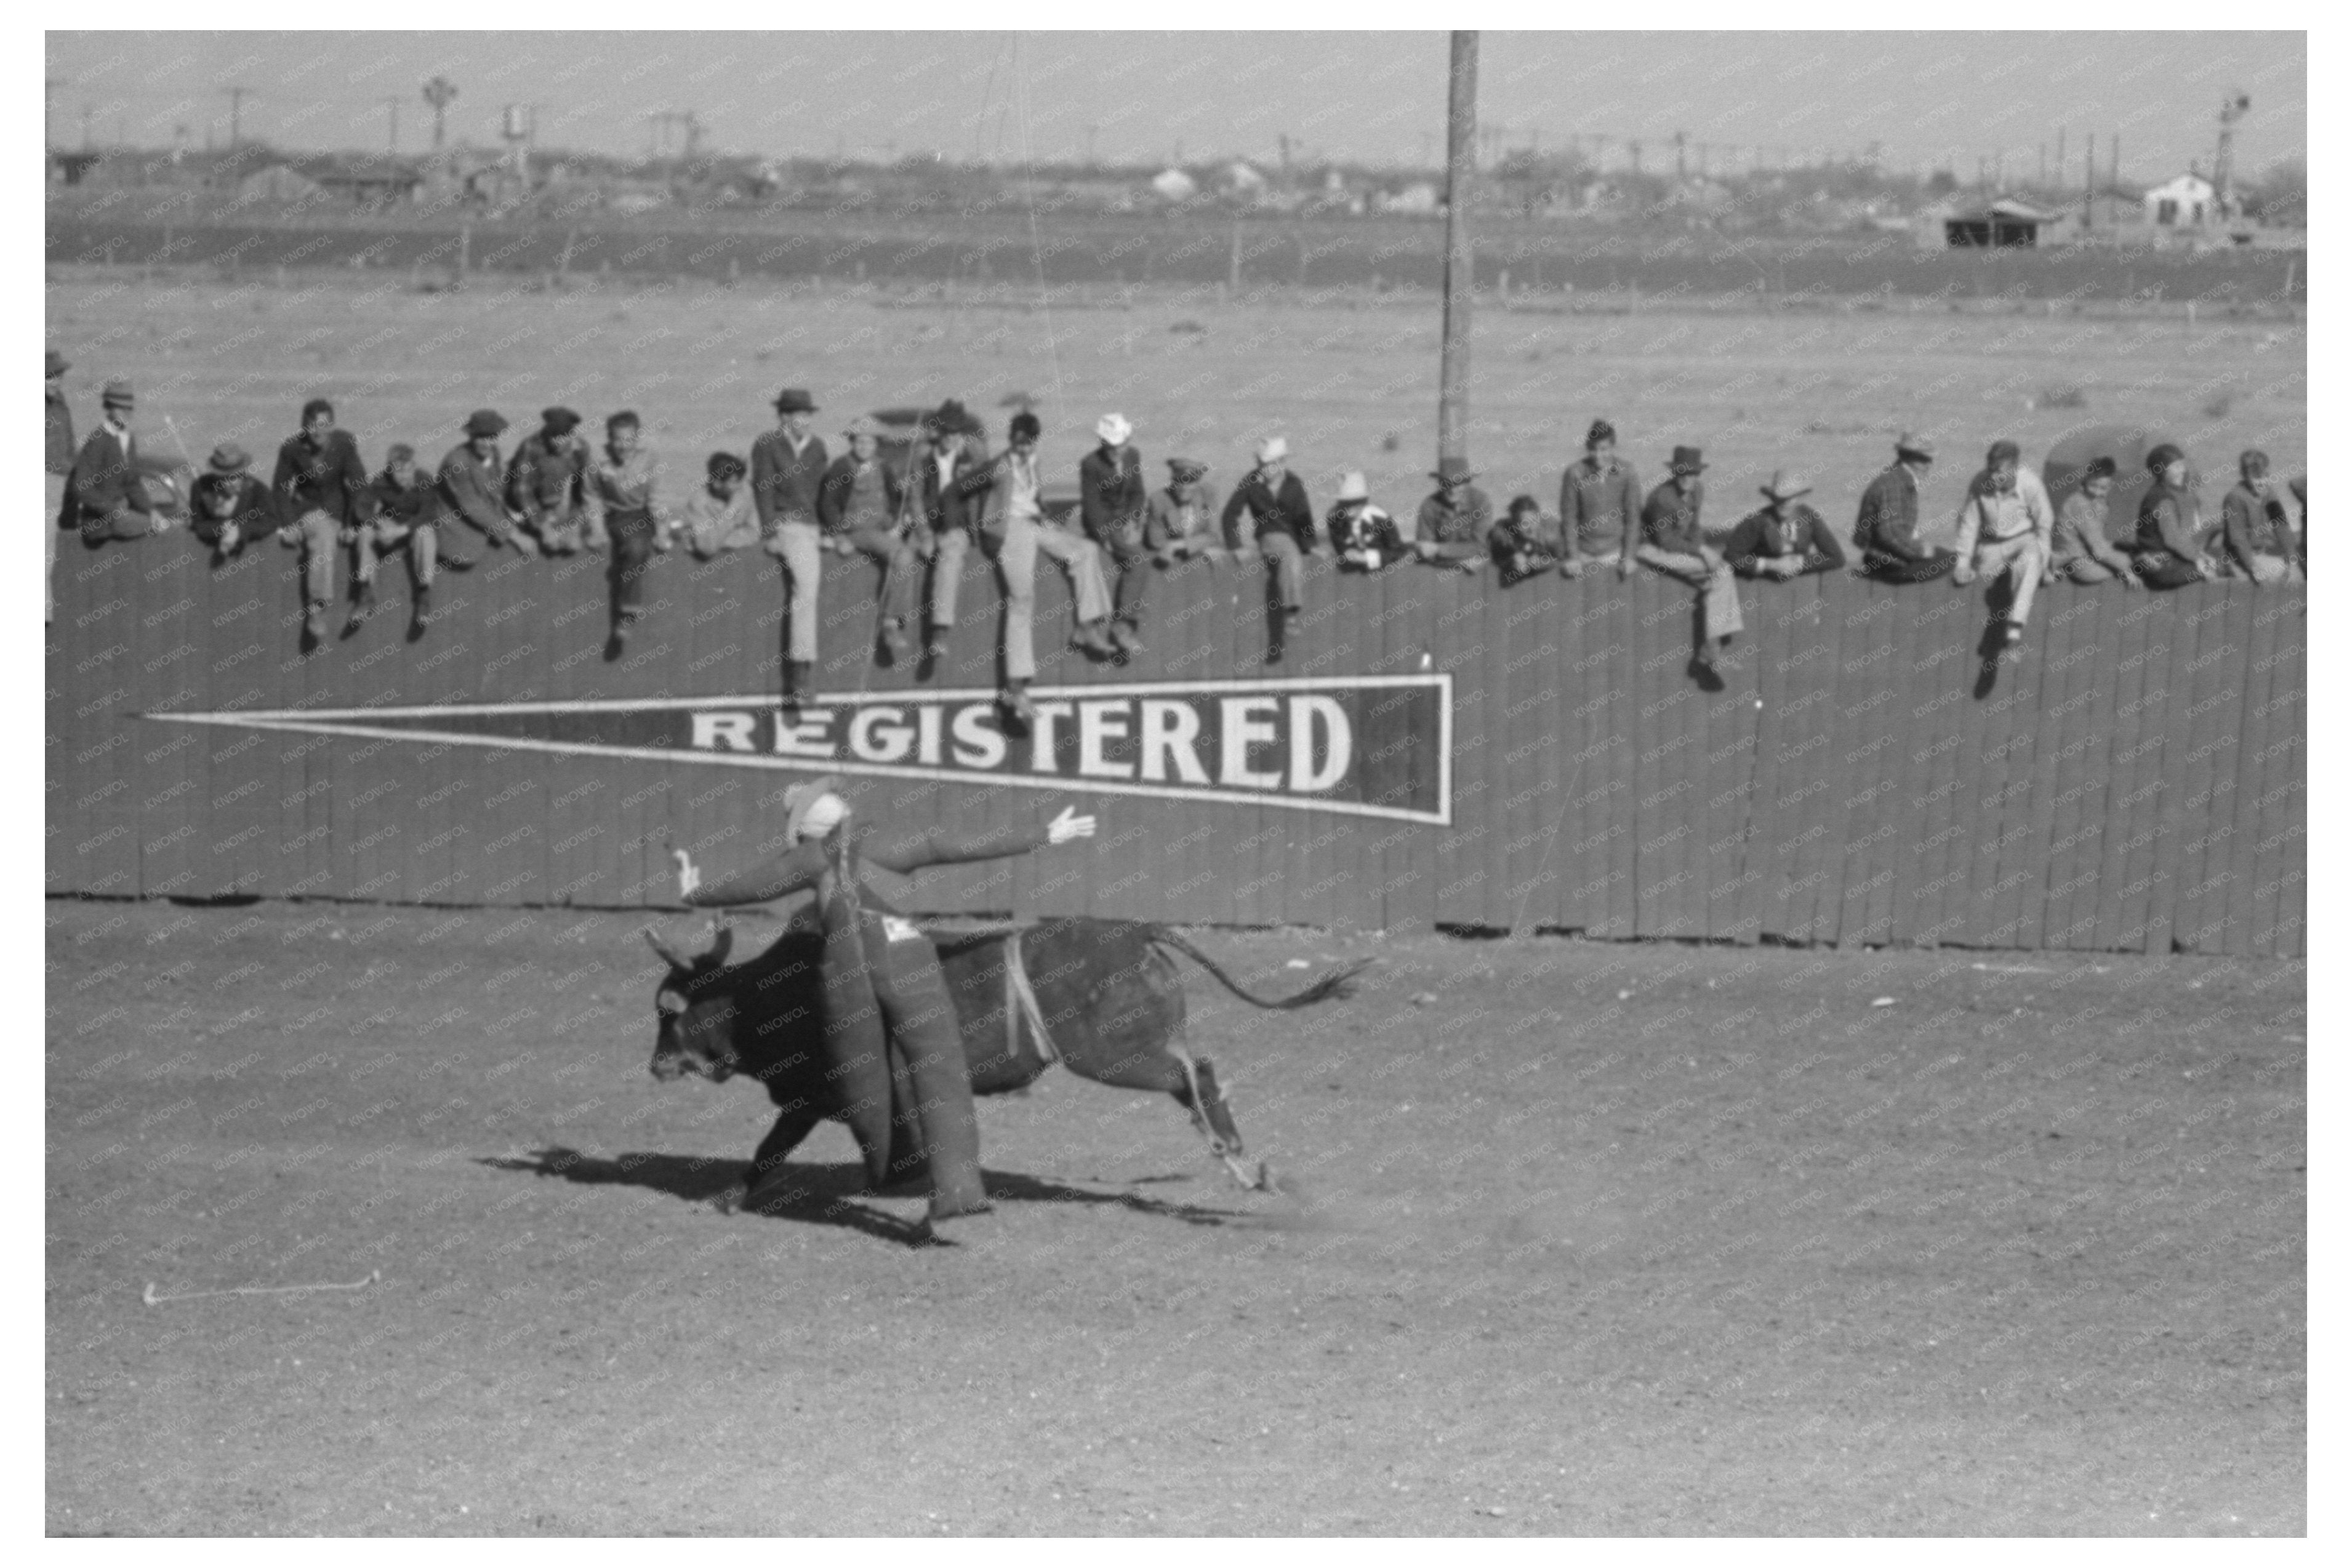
2134,554,2204,590
607,507,657,620
1860,548,1956,583
1093,518,1150,625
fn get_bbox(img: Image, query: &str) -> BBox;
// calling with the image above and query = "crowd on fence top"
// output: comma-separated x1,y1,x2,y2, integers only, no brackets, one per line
47,349,2308,720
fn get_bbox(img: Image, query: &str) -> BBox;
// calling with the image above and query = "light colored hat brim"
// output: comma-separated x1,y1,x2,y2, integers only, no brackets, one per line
783,775,848,842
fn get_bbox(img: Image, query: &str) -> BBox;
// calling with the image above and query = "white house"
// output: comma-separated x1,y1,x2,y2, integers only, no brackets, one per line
2143,172,2215,228
1150,167,1197,202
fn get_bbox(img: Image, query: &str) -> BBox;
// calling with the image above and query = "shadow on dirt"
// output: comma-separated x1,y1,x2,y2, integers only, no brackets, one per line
478,1146,1257,1245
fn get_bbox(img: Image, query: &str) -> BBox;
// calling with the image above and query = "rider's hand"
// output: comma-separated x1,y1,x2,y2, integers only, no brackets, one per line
672,846,701,903
1046,806,1098,845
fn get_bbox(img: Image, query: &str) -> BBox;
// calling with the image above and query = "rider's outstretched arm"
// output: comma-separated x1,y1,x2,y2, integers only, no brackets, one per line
859,808,1098,873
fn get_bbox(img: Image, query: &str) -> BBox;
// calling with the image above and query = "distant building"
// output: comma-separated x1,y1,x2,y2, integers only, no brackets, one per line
308,157,423,208
1378,182,1440,215
1222,161,1267,197
1937,196,2061,248
237,162,323,203
1150,167,1197,202
2143,172,2216,228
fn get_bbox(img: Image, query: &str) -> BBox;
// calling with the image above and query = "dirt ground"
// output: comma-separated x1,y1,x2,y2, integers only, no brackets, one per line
45,897,2303,1536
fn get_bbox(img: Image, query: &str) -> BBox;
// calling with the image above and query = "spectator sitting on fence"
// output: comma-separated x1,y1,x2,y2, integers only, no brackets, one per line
817,414,919,663
1079,413,1150,655
906,399,995,664
2047,457,2140,588
1491,494,1563,585
1146,457,1227,566
1854,433,1956,583
508,406,598,556
1639,446,1744,673
1411,458,1490,574
2291,474,2306,574
46,350,74,621
1224,436,1322,616
2214,449,2302,585
271,397,370,649
1328,471,1405,572
2133,444,2212,590
190,442,275,565
752,387,830,705
1559,418,1640,578
69,378,173,550
349,442,461,641
436,410,529,555
1953,438,2055,651
679,452,756,560
980,410,1118,724
1722,471,1847,579
587,410,671,652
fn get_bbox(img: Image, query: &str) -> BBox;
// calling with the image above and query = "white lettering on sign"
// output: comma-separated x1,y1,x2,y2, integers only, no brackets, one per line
1139,700,1209,785
917,705,944,766
1219,697,1283,788
691,712,757,752
1290,695,1351,792
1028,702,1074,774
848,706,914,764
950,703,1008,769
773,709,835,758
1077,700,1134,780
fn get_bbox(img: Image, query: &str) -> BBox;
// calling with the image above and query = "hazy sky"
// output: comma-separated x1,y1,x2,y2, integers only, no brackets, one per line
46,30,2305,183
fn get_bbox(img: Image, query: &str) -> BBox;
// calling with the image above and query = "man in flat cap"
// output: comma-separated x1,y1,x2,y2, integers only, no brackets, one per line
817,413,918,662
904,399,996,664
1639,445,1744,671
190,443,276,566
1146,457,1228,566
1411,457,1491,572
1952,438,2055,649
351,441,462,641
508,406,596,555
268,398,372,646
1078,412,1150,654
435,410,530,555
1855,433,1956,582
69,378,169,550
1222,436,1320,618
751,389,830,703
1722,471,1847,579
1559,417,1642,578
46,350,74,620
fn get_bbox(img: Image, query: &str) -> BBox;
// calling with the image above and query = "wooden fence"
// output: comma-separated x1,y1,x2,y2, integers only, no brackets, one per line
46,516,2303,956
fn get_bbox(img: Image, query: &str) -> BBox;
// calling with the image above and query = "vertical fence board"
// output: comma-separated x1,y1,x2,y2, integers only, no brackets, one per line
2089,599,2161,951
2217,594,2283,958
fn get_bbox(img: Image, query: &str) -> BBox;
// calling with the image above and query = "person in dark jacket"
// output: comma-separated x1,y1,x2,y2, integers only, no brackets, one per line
817,415,918,662
190,443,276,564
350,443,464,641
1558,418,1641,577
1854,433,1956,582
1078,413,1149,654
2214,449,2301,585
70,379,167,548
1723,470,1848,578
1639,446,1744,669
47,350,74,620
436,409,526,553
905,399,997,663
2133,444,2212,589
1222,436,1320,614
1146,458,1229,564
676,776,1099,1229
1411,458,1491,573
508,406,596,555
751,388,830,699
1327,471,1405,572
1491,494,1563,585
271,398,370,646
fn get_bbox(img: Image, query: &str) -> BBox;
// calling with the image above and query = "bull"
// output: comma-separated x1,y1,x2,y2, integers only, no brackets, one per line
644,916,1369,1207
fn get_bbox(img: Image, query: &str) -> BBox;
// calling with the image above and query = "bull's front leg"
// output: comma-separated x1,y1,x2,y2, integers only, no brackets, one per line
726,1101,827,1214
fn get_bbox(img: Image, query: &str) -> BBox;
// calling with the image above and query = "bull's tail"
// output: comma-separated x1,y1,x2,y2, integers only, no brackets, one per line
1145,927,1373,1010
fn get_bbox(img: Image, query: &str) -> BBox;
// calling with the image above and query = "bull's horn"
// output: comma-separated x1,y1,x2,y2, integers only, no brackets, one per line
643,926,690,969
707,923,734,966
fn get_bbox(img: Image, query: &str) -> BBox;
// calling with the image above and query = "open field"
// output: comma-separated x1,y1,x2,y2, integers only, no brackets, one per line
46,897,2303,1535
45,267,2304,543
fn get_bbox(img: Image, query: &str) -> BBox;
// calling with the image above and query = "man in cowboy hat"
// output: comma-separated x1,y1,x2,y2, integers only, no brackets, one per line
1722,470,1847,580
69,378,171,548
675,778,1098,1229
190,442,276,565
1222,436,1320,615
1559,417,1642,577
1855,433,1955,582
268,397,372,647
1146,457,1227,566
508,406,597,555
1952,438,2055,649
905,399,996,665
978,410,1117,724
585,410,671,652
351,441,467,642
2214,449,2302,585
1639,445,1744,670
817,413,920,661
435,409,531,554
1411,457,1491,572
46,350,75,620
1078,412,1150,654
2048,457,2140,588
1328,471,1405,572
750,389,830,703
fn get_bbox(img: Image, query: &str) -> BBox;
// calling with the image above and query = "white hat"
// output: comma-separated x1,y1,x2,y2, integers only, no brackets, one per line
1096,412,1133,446
783,775,849,842
1337,471,1370,502
1256,436,1290,464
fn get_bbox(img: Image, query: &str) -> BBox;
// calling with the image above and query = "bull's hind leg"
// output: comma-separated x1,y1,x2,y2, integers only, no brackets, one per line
1170,1050,1275,1194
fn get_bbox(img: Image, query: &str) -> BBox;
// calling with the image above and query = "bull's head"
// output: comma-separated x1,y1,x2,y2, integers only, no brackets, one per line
646,921,739,1084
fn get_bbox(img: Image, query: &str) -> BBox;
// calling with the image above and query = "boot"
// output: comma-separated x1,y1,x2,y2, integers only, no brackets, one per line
782,658,814,711
1071,619,1115,657
340,583,375,639
1000,684,1037,726
300,602,327,652
1108,620,1143,657
407,586,431,642
878,619,912,665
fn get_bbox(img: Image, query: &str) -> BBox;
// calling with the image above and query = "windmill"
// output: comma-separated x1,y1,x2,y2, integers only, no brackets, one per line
422,76,458,153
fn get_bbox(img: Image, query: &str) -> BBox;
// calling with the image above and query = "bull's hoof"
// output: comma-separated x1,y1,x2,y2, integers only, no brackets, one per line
926,1196,995,1222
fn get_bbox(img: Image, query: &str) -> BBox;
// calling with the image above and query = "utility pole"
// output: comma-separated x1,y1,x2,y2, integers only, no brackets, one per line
2214,91,2251,217
384,96,401,154
422,76,457,153
2109,134,2120,198
222,85,252,147
81,104,92,151
1674,130,1687,181
1437,31,1477,474
2056,127,2066,180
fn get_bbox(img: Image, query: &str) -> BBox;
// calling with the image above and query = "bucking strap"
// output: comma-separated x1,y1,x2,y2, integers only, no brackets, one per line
1001,929,1060,1066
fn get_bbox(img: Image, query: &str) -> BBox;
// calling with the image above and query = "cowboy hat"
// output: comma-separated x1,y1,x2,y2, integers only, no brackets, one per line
102,378,135,407
1336,471,1370,502
1255,436,1289,464
207,442,252,474
1096,412,1133,446
782,775,849,843
1669,446,1706,475
1432,456,1475,484
772,388,818,414
1759,469,1812,502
